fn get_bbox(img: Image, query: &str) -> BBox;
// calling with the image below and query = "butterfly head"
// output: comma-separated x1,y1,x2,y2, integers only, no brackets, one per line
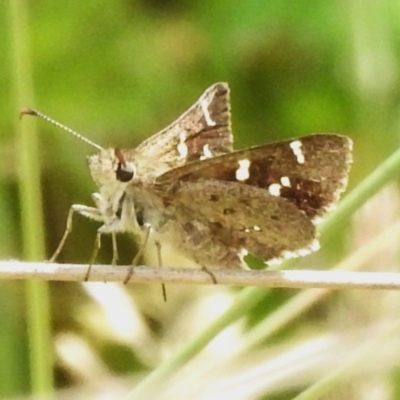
114,148,136,182
19,108,138,188
88,148,137,190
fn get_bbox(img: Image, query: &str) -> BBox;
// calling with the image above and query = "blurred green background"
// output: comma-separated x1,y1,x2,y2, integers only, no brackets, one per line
2,0,400,399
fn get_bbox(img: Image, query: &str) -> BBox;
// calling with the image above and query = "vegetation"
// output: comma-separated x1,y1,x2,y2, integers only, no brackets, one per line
2,1,400,399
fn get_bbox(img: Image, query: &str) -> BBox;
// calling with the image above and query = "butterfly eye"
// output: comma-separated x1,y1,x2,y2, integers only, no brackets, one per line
116,162,135,182
115,148,135,182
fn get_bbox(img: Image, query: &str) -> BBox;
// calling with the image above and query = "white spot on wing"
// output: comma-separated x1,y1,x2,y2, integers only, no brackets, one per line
280,176,291,187
239,248,249,257
201,99,216,126
281,250,299,259
324,203,337,212
236,159,251,181
268,183,281,196
253,225,261,231
297,248,312,257
310,239,320,252
239,248,250,269
265,239,321,266
312,216,324,225
266,258,282,266
177,132,188,159
200,144,213,160
289,140,305,164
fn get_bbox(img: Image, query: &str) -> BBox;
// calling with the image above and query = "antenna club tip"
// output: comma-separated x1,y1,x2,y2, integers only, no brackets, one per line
18,107,104,151
19,108,38,119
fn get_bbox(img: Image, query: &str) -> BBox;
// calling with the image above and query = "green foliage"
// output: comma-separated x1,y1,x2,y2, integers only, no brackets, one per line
2,0,400,399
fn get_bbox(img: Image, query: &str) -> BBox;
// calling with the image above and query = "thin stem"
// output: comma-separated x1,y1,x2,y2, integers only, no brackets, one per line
2,261,400,290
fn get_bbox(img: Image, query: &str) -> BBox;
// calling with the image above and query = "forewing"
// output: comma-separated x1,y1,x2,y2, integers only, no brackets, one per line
172,181,317,264
158,134,352,220
135,83,233,166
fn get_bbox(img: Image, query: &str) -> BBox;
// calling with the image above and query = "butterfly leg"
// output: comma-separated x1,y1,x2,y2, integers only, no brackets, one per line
111,233,118,266
49,206,75,262
124,223,151,284
154,240,167,301
84,230,103,281
50,204,103,262
201,266,217,284
86,232,119,281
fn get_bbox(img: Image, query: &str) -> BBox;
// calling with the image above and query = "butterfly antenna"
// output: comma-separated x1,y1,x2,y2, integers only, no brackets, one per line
20,107,104,151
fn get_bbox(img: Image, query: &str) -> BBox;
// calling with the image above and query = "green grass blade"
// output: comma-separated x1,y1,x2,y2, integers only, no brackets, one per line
8,0,53,395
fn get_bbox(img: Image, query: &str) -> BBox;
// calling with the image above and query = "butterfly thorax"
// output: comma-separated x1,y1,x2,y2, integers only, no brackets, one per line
87,148,172,234
88,148,199,267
